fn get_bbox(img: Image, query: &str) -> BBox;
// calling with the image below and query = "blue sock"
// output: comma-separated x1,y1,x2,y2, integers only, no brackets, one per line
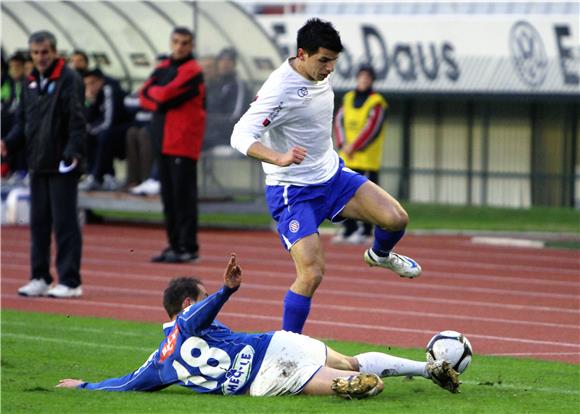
282,290,311,333
372,228,405,257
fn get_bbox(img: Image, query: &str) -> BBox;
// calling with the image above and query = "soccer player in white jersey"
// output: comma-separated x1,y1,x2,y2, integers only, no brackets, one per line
230,18,422,334
57,254,460,396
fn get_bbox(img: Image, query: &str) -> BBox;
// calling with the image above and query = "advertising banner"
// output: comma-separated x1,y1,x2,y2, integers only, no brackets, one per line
258,15,579,95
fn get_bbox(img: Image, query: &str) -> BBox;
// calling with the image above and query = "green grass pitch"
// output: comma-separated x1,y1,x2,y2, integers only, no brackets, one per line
2,310,578,413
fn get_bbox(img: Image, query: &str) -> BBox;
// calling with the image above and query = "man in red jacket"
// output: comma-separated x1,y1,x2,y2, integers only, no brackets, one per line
140,27,206,263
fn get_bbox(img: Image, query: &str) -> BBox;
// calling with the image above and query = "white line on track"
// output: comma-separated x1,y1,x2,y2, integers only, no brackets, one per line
3,294,579,350
3,275,580,316
5,234,580,273
74,231,579,262
4,257,578,304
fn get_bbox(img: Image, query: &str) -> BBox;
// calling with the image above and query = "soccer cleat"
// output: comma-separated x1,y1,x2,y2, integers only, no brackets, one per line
47,284,83,298
18,279,50,297
363,249,422,278
426,360,460,393
331,373,383,399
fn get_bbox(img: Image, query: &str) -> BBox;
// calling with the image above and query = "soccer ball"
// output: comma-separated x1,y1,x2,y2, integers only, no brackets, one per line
426,330,473,374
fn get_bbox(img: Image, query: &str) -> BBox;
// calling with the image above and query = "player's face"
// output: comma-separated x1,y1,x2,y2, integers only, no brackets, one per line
356,71,373,92
9,61,25,80
69,53,88,71
299,47,339,81
170,33,193,61
30,40,57,75
84,75,104,99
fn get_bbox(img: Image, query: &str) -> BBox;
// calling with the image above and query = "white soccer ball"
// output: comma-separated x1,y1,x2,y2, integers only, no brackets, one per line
426,330,473,374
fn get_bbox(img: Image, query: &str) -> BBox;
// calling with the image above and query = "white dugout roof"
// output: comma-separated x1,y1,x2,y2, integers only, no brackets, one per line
1,1,283,90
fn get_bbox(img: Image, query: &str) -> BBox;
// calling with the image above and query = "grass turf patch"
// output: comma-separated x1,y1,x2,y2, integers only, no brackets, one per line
2,309,578,414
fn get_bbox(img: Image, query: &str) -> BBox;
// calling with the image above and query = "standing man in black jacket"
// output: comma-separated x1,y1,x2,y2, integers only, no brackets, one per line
1,31,86,298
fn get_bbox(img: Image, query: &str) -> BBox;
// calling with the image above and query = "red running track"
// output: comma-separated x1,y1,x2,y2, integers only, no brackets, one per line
2,224,579,364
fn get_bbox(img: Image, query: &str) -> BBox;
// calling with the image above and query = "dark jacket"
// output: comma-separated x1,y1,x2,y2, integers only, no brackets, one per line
203,72,250,150
86,76,130,136
139,55,205,160
5,58,86,174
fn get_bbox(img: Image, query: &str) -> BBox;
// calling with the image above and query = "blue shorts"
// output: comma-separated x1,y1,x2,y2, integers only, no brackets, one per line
265,160,368,250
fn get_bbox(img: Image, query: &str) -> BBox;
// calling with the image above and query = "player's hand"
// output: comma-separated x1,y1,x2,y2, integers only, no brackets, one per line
1,140,7,157
277,146,307,166
56,379,84,388
224,253,242,289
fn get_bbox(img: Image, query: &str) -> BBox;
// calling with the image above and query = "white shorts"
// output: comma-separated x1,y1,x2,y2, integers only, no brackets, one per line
249,331,327,396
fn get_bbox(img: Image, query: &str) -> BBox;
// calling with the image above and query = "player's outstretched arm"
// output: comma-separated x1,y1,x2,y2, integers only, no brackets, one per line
178,254,242,334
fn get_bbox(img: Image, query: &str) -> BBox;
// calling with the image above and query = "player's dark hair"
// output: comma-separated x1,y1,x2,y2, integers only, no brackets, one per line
172,26,194,40
9,52,27,64
82,68,104,79
28,30,57,51
163,277,203,318
72,49,89,64
357,64,376,81
297,18,343,55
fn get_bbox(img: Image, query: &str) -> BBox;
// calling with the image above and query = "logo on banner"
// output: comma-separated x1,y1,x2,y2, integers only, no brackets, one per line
509,21,548,87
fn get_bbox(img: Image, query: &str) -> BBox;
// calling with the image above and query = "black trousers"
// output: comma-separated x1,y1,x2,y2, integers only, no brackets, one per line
158,155,199,254
87,123,129,181
342,169,379,237
29,172,82,287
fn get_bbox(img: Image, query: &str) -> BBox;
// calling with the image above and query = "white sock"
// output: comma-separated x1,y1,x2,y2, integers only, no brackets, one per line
355,352,428,378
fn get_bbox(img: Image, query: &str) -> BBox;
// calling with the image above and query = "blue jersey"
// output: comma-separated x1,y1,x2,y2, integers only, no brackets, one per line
80,286,274,395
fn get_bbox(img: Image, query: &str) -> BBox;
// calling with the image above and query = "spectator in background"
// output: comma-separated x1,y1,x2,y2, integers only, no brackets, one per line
123,91,158,194
23,54,34,77
1,30,86,298
202,48,250,152
333,64,388,244
140,27,205,263
1,52,29,182
125,54,170,197
79,68,131,191
69,49,89,75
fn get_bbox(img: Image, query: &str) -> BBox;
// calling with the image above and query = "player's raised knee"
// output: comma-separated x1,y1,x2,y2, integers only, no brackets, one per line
377,205,408,231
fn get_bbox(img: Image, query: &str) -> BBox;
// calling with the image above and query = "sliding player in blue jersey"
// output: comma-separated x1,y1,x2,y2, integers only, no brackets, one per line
57,254,459,397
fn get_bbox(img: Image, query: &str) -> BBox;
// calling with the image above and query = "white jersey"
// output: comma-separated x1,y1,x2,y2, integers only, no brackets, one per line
231,59,339,186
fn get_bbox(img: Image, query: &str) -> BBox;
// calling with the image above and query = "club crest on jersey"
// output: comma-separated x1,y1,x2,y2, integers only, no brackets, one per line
297,87,308,97
222,345,255,395
289,220,300,233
